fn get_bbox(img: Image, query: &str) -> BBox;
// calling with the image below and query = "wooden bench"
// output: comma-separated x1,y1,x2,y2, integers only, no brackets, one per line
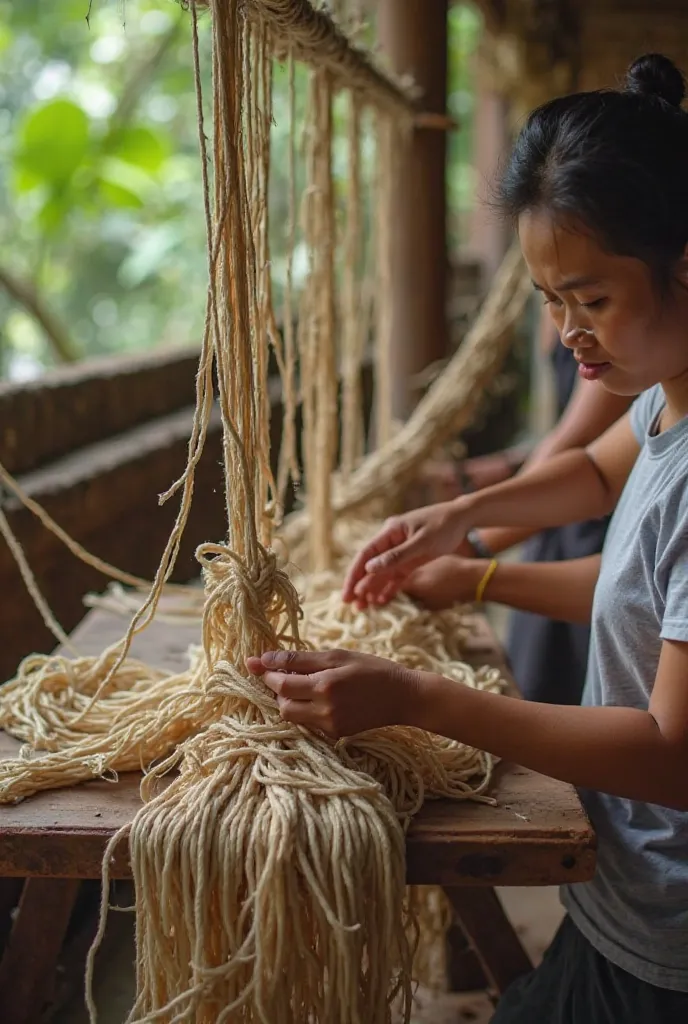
0,607,596,1022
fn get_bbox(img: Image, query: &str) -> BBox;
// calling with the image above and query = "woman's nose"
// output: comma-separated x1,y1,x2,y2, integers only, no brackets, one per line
562,322,595,350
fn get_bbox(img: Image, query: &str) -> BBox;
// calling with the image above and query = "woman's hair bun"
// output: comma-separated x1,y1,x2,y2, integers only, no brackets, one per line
624,53,686,108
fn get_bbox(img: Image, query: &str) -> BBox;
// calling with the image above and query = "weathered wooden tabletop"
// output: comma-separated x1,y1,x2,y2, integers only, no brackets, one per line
0,606,596,887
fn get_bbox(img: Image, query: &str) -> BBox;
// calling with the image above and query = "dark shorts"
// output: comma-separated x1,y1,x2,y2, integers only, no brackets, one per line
491,916,688,1024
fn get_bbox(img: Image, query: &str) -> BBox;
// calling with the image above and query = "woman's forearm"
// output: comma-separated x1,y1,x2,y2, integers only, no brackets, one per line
416,681,688,811
476,555,600,623
459,448,613,537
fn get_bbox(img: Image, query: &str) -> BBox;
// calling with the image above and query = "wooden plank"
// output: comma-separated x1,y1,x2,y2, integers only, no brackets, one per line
0,739,595,886
0,344,375,481
0,346,202,476
407,767,596,885
0,877,79,1024
39,881,102,1023
0,607,596,886
0,406,224,572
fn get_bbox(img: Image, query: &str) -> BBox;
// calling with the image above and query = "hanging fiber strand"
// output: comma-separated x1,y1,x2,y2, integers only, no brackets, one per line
373,109,398,450
297,66,339,571
276,50,302,509
281,241,531,548
0,3,513,1021
339,88,367,478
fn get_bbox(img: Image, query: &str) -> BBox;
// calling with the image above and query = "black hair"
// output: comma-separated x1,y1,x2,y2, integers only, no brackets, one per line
498,54,688,285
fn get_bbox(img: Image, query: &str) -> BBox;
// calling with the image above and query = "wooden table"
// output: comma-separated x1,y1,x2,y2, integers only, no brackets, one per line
0,607,596,1022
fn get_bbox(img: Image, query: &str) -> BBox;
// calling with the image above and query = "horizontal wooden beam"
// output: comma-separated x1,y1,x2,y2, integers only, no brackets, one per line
193,0,420,116
0,358,375,684
0,406,226,684
0,346,201,477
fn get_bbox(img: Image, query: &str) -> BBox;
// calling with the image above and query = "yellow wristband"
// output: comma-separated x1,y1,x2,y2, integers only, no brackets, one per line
475,558,498,604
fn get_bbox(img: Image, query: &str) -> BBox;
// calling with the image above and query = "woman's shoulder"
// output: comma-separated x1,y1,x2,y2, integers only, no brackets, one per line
629,385,665,444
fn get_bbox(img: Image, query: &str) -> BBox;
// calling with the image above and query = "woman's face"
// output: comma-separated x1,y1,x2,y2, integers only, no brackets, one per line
518,209,688,396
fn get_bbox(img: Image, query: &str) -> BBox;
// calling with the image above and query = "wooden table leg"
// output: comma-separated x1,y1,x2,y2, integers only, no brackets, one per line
0,878,24,953
0,877,80,1024
445,919,489,991
444,886,533,1000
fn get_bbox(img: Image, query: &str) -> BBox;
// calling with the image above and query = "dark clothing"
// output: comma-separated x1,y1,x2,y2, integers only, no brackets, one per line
491,916,688,1024
505,518,608,704
505,344,610,704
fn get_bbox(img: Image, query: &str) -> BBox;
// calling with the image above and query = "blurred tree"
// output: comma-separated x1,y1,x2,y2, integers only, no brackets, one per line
0,0,211,379
0,0,480,380
447,2,482,251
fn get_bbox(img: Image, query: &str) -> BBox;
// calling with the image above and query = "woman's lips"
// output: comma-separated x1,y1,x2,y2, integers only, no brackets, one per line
577,360,612,381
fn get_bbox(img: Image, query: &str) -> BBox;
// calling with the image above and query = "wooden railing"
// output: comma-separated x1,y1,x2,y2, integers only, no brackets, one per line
0,347,376,684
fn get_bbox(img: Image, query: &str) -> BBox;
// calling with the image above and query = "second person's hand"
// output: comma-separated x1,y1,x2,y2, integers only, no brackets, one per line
342,498,474,607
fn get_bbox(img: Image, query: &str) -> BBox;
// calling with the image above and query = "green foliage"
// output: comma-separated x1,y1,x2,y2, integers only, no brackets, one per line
447,2,482,249
0,1,481,380
0,0,209,377
16,99,90,189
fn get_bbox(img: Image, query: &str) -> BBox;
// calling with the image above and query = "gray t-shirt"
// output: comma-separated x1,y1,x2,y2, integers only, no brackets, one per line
562,384,688,991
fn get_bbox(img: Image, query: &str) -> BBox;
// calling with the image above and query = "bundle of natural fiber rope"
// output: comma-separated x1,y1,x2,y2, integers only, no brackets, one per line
244,0,420,118
0,3,511,1020
281,239,532,548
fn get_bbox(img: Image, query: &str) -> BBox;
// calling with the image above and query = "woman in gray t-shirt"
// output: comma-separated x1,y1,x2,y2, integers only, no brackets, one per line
248,53,688,1023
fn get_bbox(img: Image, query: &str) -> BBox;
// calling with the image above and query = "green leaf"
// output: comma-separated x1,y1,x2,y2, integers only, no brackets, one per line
98,157,154,208
109,125,170,173
0,21,12,53
37,192,69,234
98,180,145,210
15,100,90,188
13,166,44,194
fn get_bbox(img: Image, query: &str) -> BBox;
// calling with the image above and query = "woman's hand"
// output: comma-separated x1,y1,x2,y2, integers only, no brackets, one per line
404,555,485,611
342,500,473,607
246,649,426,739
416,450,525,503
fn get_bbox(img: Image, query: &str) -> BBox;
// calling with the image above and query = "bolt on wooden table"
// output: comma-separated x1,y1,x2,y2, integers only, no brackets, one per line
0,607,596,1023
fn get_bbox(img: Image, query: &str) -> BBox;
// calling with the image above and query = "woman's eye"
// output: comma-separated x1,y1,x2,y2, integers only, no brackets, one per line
543,296,563,308
580,298,607,310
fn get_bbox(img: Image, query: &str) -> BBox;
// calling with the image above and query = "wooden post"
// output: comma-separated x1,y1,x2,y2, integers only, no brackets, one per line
468,75,511,286
377,0,449,420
